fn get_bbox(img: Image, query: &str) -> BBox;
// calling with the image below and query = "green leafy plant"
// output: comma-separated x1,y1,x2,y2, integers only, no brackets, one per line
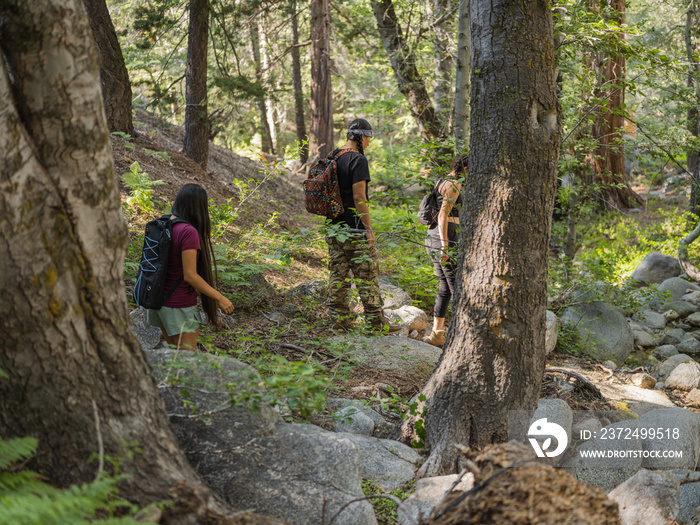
111,131,135,151
121,162,165,212
0,436,147,524
360,479,415,525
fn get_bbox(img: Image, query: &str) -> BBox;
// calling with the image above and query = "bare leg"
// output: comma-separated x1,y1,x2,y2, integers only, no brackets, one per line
432,317,446,332
161,329,199,352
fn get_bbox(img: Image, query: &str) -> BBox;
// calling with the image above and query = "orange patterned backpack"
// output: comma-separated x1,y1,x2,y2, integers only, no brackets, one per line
303,149,352,218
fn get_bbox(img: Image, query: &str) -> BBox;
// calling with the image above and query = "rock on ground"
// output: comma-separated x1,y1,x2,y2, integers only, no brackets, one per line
608,469,680,525
560,301,634,365
334,334,441,376
630,252,681,286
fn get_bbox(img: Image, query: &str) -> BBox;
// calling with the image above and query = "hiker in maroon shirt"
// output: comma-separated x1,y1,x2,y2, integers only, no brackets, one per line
147,184,233,351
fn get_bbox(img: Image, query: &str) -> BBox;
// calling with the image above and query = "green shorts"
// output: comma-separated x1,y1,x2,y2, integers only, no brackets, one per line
147,306,204,336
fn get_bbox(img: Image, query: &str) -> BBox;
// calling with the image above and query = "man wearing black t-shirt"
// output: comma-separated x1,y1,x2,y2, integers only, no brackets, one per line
326,119,384,330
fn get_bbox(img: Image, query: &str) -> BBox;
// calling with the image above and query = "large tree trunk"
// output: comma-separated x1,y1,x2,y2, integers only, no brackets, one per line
183,0,210,168
0,1,277,522
82,0,134,135
291,0,309,164
588,0,640,210
406,0,561,477
453,0,470,148
371,0,446,141
309,0,334,161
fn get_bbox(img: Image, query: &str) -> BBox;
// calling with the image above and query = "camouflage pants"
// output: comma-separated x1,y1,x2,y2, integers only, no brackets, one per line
326,234,383,322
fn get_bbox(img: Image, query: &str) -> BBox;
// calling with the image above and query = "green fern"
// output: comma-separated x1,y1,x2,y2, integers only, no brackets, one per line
0,436,143,525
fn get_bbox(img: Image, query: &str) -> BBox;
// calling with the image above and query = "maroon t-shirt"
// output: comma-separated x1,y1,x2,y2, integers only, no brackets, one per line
163,222,200,308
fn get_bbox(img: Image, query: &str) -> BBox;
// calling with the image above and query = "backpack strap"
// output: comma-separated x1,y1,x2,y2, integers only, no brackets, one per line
161,216,189,306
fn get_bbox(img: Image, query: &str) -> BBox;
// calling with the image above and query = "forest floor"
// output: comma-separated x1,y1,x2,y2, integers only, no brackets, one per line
114,111,696,432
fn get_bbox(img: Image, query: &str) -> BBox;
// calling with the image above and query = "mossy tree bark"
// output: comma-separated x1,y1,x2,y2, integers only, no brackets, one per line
0,1,279,522
403,0,561,477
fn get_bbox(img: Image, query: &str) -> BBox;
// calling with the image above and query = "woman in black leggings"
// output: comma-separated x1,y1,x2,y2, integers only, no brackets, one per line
423,154,468,347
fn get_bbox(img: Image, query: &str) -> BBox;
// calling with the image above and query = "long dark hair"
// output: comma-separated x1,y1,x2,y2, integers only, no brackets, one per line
172,183,219,326
347,118,372,156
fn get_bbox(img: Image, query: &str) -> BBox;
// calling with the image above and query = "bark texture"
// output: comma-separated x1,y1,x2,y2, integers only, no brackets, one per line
686,0,700,222
371,0,446,141
587,0,640,210
309,0,334,160
291,0,309,164
251,12,275,155
432,0,455,134
453,0,470,147
183,0,210,168
82,0,134,135
0,1,277,522
409,0,561,477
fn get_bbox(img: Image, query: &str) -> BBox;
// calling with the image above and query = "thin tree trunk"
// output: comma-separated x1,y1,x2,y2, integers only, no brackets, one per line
403,0,561,477
686,0,700,223
309,0,334,160
82,0,134,135
260,15,278,154
183,0,210,168
432,0,455,135
251,12,275,155
453,0,470,149
371,0,446,141
291,0,309,164
0,1,280,522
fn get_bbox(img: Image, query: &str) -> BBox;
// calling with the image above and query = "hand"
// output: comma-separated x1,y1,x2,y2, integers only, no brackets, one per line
218,296,234,314
441,247,449,263
365,230,376,245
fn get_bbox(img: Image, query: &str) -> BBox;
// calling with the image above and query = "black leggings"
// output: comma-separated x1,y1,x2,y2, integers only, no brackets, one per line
425,222,459,318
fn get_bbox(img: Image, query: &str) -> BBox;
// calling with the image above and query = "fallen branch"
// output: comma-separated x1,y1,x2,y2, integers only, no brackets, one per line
678,220,700,282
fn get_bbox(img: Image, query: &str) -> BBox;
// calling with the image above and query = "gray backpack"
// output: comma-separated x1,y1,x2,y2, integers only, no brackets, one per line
417,179,445,226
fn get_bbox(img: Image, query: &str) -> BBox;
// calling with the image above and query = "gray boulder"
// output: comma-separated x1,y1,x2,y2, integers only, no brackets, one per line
330,399,394,437
336,335,441,376
632,330,656,348
673,470,700,524
608,469,680,525
337,432,423,492
213,423,377,525
333,405,376,436
653,345,679,360
669,300,700,317
568,420,643,492
633,310,667,331
532,398,573,443
131,306,162,350
676,337,700,357
660,328,694,346
560,301,634,365
666,362,700,392
384,305,428,332
654,354,696,382
654,277,700,309
146,349,378,525
545,311,559,355
146,348,281,449
379,278,413,310
398,474,475,525
635,408,700,470
630,252,681,286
